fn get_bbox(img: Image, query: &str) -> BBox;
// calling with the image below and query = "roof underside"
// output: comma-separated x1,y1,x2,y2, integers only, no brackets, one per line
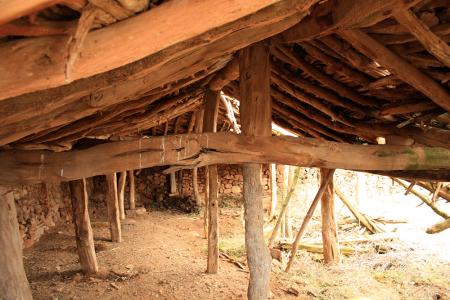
0,0,449,152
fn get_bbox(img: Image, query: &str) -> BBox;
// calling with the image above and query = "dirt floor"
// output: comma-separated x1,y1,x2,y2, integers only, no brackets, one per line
24,206,449,300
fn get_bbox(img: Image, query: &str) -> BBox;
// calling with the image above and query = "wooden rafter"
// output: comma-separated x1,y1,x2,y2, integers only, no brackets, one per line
340,29,450,113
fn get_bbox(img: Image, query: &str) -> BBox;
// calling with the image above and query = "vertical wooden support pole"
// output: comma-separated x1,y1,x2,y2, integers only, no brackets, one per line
118,171,127,220
69,179,99,274
269,163,277,219
285,166,294,238
192,110,204,208
170,172,177,195
203,89,220,274
320,168,340,265
0,190,33,300
106,173,121,243
240,42,272,300
128,170,136,210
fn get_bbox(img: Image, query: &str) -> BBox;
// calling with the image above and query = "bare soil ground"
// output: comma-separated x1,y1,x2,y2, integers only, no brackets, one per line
24,207,449,300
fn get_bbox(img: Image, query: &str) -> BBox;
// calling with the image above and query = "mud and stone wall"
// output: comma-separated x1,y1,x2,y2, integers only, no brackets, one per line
10,183,71,248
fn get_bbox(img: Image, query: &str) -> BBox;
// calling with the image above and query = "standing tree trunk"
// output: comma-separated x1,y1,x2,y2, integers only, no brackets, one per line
69,179,99,274
240,42,272,300
0,189,33,300
203,89,220,274
269,163,278,219
320,168,340,265
106,173,121,243
118,171,127,220
128,170,136,210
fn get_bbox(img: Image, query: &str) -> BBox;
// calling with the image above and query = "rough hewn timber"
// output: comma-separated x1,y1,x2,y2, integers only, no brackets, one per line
128,170,136,210
69,178,99,274
106,173,121,242
0,189,33,300
1,132,450,184
0,0,316,146
203,89,220,274
320,168,340,265
339,29,450,112
117,171,127,220
278,0,421,42
240,42,272,300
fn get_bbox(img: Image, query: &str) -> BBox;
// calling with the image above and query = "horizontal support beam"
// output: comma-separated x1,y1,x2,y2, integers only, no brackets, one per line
1,132,449,185
0,0,317,101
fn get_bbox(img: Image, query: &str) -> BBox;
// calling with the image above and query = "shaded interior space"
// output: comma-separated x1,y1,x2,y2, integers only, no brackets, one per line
0,0,450,299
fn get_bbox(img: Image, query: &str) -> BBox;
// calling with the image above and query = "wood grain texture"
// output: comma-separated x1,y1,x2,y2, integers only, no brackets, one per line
106,173,121,242
240,42,272,300
69,179,99,274
1,132,450,184
0,189,33,300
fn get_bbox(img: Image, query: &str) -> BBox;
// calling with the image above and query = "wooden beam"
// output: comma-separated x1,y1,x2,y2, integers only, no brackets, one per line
285,168,334,272
0,189,32,300
339,29,450,112
0,0,317,101
208,56,239,91
106,173,121,242
277,0,421,42
128,170,136,210
320,168,340,265
0,0,86,26
69,178,98,274
1,132,450,185
202,89,220,274
239,42,272,300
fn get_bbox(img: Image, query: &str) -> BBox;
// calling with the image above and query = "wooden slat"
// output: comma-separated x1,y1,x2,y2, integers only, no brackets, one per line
394,9,450,68
340,29,450,113
1,132,450,184
0,0,317,101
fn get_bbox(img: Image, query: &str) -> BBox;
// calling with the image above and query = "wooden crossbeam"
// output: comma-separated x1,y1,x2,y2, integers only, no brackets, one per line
394,9,450,68
1,132,450,185
277,0,421,42
340,29,450,113
0,0,317,101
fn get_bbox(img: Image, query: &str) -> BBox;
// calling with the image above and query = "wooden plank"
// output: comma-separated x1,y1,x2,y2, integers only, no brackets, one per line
1,132,450,184
394,9,450,68
277,0,421,42
0,189,32,300
320,168,340,265
106,173,121,242
69,178,98,274
0,0,317,101
339,29,450,112
202,89,220,274
0,0,315,146
240,42,272,300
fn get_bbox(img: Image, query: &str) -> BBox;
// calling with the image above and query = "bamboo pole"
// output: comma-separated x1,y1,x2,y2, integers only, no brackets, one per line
285,169,334,272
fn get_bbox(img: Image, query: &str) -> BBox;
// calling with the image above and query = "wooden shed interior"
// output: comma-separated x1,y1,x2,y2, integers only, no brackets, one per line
0,0,449,299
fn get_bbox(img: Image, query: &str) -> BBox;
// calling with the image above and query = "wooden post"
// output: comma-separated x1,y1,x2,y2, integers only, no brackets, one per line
118,171,127,220
240,42,272,300
106,173,121,242
192,168,201,206
285,169,335,272
285,166,295,238
320,168,340,265
0,189,33,300
192,109,204,208
170,172,177,195
269,163,278,219
203,89,220,274
69,179,99,274
128,169,136,210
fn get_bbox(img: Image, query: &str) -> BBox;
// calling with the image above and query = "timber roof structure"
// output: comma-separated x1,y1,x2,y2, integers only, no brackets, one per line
0,0,450,183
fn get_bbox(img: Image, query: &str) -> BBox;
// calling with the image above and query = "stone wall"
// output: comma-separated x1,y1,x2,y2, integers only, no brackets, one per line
134,164,286,206
10,183,72,248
